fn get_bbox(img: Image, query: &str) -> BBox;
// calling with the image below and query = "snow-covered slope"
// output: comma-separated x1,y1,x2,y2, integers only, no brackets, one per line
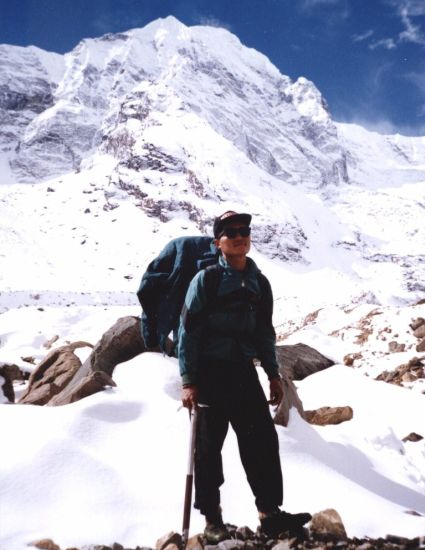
0,310,424,550
1,16,424,306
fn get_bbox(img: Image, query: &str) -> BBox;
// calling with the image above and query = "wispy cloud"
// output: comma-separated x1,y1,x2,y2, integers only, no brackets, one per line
399,6,425,45
396,0,425,16
352,29,374,43
356,1,425,50
195,15,232,31
369,38,397,50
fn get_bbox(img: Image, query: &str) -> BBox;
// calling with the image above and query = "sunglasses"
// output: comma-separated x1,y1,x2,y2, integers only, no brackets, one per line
219,226,251,239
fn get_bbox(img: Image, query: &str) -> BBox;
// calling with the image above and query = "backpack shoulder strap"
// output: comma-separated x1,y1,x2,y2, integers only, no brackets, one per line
203,263,223,305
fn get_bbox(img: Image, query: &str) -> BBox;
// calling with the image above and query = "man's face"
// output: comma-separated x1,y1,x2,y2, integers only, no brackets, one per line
214,222,251,257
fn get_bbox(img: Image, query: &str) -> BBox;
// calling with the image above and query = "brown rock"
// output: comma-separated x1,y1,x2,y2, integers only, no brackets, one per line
275,343,334,380
28,539,61,550
304,406,353,426
186,534,204,550
343,352,363,367
414,324,425,339
310,508,347,541
19,342,92,405
410,317,425,331
51,316,145,406
156,531,182,550
273,369,305,427
416,339,425,353
0,363,23,402
388,341,405,353
402,432,424,442
43,335,59,349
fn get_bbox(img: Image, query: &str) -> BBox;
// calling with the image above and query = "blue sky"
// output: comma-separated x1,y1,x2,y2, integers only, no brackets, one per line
1,0,425,136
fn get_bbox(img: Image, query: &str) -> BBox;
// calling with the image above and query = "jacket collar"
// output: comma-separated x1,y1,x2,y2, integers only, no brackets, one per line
217,255,260,296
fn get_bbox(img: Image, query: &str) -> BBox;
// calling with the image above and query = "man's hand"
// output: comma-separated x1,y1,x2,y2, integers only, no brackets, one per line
182,384,199,410
268,377,283,406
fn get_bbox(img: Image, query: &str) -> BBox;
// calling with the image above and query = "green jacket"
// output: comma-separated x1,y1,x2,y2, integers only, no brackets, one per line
178,255,280,385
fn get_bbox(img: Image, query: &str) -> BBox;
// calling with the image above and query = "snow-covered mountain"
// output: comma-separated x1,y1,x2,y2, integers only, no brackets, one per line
1,16,424,310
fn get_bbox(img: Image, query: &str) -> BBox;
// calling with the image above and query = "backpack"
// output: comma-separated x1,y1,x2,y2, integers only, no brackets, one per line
137,236,269,355
137,236,218,353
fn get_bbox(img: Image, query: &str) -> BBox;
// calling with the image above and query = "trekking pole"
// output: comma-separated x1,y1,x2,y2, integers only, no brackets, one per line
182,407,198,549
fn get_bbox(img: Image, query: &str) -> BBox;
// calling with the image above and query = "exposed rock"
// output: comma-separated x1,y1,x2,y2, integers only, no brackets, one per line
409,317,425,331
46,316,145,406
304,406,353,426
235,526,255,540
273,369,305,427
0,363,24,402
156,531,182,550
416,339,425,352
270,543,290,550
186,534,204,550
19,341,92,405
309,508,347,541
343,353,363,367
402,432,424,442
21,355,36,364
48,369,116,405
43,334,59,349
28,539,61,550
413,324,425,339
375,356,425,387
275,343,334,380
388,341,405,353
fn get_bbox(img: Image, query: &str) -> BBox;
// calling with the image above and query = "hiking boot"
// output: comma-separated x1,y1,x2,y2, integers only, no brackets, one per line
260,509,312,538
204,522,231,544
204,507,231,544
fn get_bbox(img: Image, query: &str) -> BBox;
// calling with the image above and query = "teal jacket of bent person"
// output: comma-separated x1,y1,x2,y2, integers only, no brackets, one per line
178,255,280,386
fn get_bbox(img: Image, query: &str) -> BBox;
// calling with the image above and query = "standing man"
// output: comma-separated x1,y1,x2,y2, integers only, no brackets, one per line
178,211,311,543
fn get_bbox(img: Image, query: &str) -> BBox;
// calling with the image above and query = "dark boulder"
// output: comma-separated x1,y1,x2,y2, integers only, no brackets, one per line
276,343,334,380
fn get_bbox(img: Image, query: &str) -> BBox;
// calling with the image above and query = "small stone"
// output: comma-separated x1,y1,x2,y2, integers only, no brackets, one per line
404,508,424,515
310,509,347,541
271,542,291,550
156,532,182,550
410,318,425,331
416,339,425,353
413,325,425,339
388,341,405,353
385,534,410,545
304,406,353,426
28,540,61,550
186,534,204,550
236,526,255,540
217,540,245,550
402,432,424,442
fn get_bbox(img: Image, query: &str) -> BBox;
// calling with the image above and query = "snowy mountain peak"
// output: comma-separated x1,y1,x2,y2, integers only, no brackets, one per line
286,76,331,123
1,17,346,189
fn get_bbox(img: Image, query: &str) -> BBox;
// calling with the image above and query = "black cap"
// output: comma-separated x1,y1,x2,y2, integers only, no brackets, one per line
213,210,252,238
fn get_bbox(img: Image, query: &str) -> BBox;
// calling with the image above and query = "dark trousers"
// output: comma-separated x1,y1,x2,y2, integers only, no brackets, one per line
194,359,283,516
